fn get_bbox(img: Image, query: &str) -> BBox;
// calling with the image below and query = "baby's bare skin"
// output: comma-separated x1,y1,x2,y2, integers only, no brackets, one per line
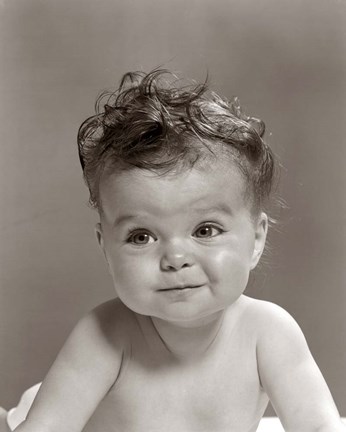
16,292,344,432
83,296,268,432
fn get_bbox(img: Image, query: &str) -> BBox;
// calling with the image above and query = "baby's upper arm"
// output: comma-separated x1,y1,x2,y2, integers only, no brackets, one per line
255,301,343,431
21,299,125,432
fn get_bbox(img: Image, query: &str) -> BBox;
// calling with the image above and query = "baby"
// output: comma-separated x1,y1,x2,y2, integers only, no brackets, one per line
15,70,344,431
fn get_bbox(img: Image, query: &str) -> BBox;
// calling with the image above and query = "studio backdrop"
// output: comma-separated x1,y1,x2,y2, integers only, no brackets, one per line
0,0,345,416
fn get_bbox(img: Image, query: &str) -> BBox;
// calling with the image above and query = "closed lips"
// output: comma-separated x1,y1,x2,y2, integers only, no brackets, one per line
158,285,203,291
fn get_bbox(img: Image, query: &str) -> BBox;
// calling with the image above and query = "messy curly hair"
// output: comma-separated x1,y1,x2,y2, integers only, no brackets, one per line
77,69,276,213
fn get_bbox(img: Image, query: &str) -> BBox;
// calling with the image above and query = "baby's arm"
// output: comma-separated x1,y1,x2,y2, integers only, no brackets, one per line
14,300,123,432
256,302,345,431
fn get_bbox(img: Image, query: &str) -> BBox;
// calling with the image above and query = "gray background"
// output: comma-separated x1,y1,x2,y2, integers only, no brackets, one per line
0,0,345,417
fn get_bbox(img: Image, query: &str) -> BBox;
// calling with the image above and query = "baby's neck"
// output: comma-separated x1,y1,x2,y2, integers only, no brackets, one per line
150,309,228,360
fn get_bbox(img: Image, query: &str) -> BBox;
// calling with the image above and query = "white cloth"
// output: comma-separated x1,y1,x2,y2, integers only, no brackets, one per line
7,383,41,430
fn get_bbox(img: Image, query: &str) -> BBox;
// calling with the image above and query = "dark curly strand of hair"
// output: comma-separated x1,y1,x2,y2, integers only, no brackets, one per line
77,69,276,212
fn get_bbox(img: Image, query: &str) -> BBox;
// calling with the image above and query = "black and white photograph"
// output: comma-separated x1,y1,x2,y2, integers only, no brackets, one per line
1,1,345,430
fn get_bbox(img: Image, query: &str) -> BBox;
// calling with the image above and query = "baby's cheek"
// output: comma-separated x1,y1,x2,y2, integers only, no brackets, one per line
112,255,149,284
114,254,160,298
204,249,249,285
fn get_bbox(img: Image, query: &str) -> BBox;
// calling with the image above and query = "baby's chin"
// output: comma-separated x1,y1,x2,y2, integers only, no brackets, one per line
148,304,229,328
116,289,243,327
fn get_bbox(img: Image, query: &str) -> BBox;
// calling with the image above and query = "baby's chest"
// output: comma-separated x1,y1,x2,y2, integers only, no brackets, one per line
85,343,268,431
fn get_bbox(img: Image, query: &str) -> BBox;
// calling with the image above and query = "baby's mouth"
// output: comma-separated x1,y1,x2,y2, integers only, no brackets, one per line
158,284,203,291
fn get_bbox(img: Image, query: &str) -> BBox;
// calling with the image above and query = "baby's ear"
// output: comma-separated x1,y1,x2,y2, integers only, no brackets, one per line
250,212,268,270
95,223,107,260
95,223,112,272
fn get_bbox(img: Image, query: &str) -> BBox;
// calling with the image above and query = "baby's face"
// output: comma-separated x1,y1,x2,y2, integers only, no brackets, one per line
96,159,267,325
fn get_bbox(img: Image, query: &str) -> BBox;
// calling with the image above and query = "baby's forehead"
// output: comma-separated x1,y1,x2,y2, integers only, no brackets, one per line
99,157,253,222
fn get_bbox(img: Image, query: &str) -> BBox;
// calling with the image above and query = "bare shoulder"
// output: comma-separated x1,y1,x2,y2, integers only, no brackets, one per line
241,302,344,429
86,297,134,331
241,295,304,341
75,297,137,351
44,297,138,383
240,295,311,368
44,298,134,379
243,296,314,390
18,299,139,430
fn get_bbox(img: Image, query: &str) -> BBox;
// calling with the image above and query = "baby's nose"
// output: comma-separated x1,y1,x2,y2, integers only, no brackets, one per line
160,241,194,271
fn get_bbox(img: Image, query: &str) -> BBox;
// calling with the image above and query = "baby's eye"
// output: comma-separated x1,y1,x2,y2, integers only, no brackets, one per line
193,224,223,239
127,230,156,245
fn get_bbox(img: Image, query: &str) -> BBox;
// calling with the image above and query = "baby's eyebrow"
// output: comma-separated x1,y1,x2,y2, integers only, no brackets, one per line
111,204,233,227
192,204,233,216
111,214,145,227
